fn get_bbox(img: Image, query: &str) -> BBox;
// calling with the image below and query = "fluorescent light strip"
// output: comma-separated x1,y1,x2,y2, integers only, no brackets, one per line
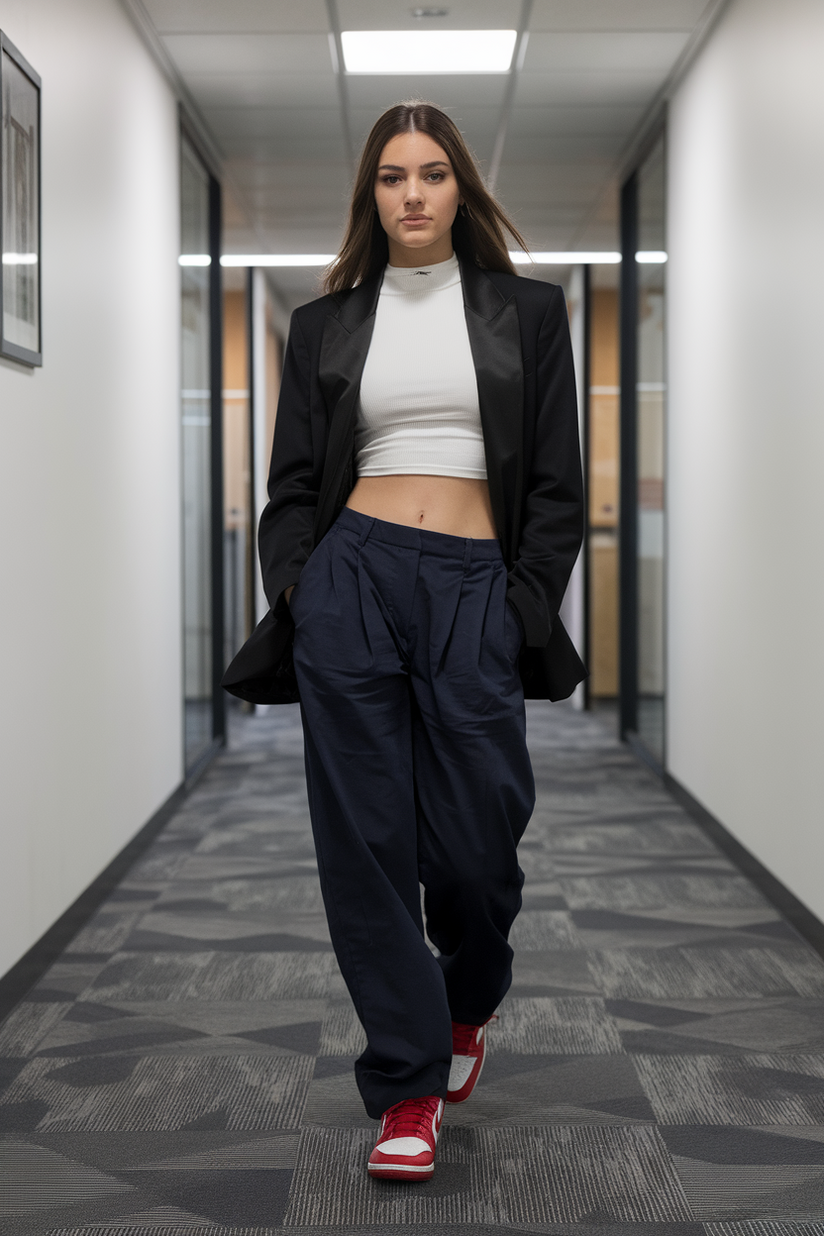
341,29,517,74
179,254,211,266
2,252,38,265
220,254,335,267
218,252,666,269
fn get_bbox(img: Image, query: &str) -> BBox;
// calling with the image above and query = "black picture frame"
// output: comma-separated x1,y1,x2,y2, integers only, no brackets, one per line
0,31,41,367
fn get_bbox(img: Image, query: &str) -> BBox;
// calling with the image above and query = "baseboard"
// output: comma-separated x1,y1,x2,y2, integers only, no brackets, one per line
0,744,221,1022
661,770,824,963
624,729,665,779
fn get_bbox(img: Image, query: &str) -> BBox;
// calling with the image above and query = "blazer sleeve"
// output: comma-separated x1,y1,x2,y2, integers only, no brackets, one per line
257,310,320,618
508,284,584,646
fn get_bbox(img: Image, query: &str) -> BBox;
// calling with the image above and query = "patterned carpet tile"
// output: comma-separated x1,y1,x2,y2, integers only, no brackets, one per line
570,908,792,952
634,1055,824,1125
489,997,624,1056
0,1001,74,1057
518,880,570,912
610,999,824,1056
14,1011,322,1064
587,947,824,1000
705,1223,824,1235
34,1226,709,1236
558,874,769,912
676,1160,824,1221
154,878,326,916
120,909,333,955
542,820,718,856
302,1049,656,1130
64,914,147,959
2,700,824,1231
508,910,584,951
0,1054,314,1131
510,949,599,997
80,953,345,1004
282,1125,693,1226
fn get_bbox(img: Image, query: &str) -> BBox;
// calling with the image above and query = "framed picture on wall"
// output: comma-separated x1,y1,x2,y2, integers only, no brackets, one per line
1,32,41,366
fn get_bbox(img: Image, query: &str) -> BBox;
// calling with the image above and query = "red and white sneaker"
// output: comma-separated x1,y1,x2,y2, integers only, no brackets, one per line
447,1016,496,1104
367,1094,444,1181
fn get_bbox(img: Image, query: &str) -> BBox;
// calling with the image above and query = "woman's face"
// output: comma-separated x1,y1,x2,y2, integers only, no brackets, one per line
374,131,463,266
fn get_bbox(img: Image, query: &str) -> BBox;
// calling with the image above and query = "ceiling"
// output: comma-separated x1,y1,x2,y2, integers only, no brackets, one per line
142,0,713,309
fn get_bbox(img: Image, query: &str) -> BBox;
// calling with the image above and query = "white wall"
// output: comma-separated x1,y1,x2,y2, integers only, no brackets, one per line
0,0,182,974
667,0,824,919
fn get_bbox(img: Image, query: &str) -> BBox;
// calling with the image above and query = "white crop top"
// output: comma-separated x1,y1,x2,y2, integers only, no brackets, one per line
355,254,487,479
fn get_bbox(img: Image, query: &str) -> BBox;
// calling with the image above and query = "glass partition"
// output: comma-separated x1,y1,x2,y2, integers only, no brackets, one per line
635,134,667,762
619,128,667,767
180,135,215,770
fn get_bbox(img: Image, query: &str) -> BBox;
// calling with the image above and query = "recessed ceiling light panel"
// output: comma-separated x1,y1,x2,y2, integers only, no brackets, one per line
341,29,517,74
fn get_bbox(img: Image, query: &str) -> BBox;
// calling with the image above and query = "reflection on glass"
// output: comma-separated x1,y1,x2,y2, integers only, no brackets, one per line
2,49,39,354
636,134,667,762
180,137,213,769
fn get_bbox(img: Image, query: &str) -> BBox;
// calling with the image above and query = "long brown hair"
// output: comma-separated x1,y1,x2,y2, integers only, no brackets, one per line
324,101,527,295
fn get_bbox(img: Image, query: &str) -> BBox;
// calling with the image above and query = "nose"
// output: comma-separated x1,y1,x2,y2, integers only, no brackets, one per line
404,178,424,208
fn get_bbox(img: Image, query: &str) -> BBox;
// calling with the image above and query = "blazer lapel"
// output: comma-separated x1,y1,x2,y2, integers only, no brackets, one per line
314,272,382,538
459,257,525,563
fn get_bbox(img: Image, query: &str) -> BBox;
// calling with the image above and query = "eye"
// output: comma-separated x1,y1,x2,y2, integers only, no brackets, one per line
427,172,445,182
381,175,402,185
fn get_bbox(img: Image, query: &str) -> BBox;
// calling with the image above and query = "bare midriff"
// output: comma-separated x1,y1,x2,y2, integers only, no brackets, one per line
345,474,497,539
285,475,497,607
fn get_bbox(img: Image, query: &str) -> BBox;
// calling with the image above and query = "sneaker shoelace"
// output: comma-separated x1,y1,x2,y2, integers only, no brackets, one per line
452,1014,497,1055
381,1096,440,1141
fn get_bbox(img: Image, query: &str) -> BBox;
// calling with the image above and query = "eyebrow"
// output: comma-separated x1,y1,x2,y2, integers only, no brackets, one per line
378,161,451,172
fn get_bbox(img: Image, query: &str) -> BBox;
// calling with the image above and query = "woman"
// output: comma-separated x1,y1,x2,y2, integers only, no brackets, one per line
223,102,585,1182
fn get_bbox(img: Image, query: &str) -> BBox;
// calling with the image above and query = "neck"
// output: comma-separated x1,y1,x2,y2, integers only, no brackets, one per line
386,234,455,268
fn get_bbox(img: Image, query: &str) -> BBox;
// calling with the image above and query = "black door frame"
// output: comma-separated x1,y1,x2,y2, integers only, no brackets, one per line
180,114,225,772
619,170,639,741
619,117,667,769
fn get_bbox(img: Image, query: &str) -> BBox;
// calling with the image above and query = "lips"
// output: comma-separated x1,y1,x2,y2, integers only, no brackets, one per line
402,215,430,223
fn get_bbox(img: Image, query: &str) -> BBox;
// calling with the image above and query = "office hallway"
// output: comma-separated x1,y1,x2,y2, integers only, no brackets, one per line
2,702,824,1233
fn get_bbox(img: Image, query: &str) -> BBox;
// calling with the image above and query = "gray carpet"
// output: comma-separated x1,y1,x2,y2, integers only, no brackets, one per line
2,700,824,1234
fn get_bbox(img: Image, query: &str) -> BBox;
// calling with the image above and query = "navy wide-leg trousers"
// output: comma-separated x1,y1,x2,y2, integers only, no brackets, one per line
291,507,535,1118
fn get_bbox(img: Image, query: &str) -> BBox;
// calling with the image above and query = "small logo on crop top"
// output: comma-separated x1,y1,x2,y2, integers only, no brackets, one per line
412,270,430,276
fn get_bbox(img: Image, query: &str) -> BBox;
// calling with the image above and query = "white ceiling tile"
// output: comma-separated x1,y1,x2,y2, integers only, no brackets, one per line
160,33,332,74
345,75,508,110
531,0,709,32
497,162,612,198
218,133,347,160
206,107,343,141
515,70,665,107
185,73,339,109
144,0,330,33
338,0,522,31
503,133,630,161
509,104,646,137
228,160,351,192
523,31,690,73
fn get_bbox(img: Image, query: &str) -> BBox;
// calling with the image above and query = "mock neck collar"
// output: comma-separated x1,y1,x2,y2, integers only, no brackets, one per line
382,252,460,295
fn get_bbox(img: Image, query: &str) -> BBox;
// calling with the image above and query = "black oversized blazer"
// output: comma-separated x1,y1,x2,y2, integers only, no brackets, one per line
222,254,586,705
